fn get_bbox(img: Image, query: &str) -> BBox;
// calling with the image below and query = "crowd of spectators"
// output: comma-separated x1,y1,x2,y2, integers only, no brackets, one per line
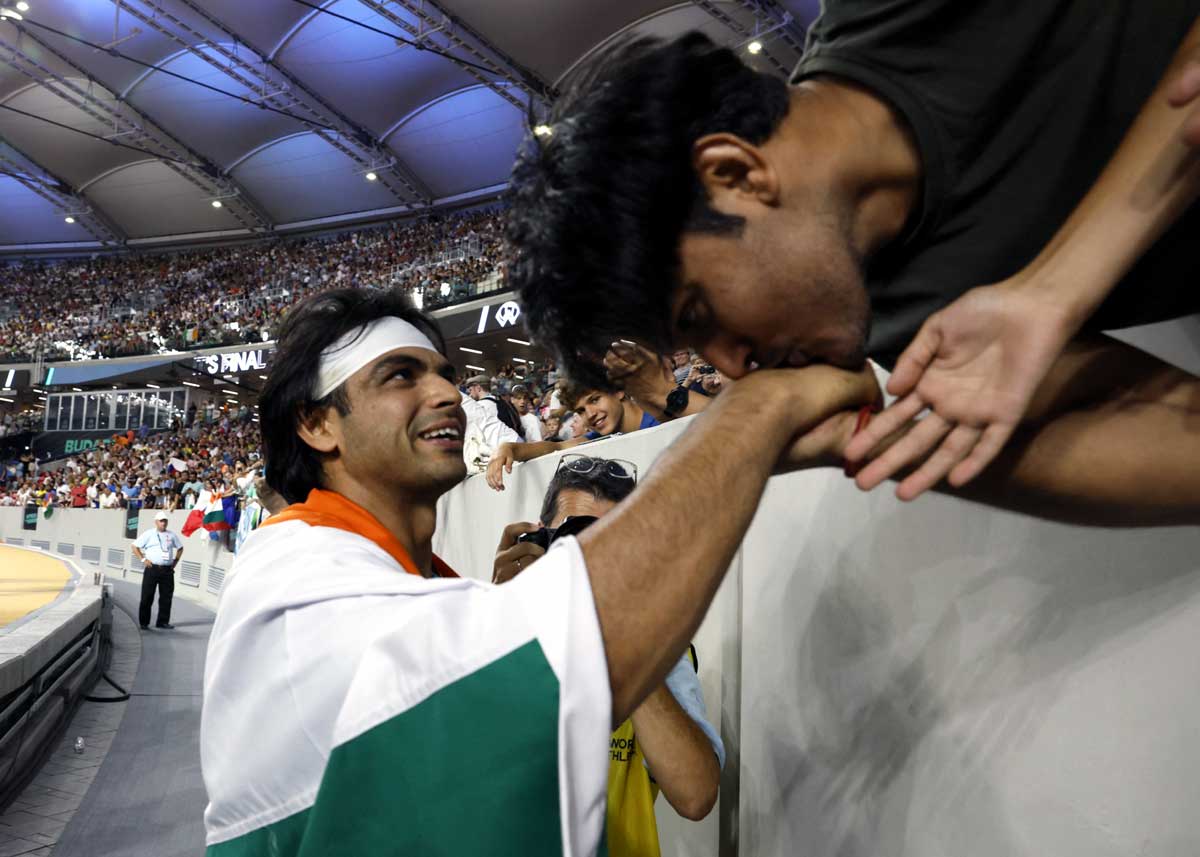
0,208,504,362
0,402,261,511
0,409,41,438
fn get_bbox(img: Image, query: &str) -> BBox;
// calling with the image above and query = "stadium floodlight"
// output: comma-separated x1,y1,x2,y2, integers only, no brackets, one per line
64,215,75,224
146,383,160,389
747,40,763,54
15,1,28,10
465,364,486,372
365,171,378,182
211,200,223,208
506,338,531,346
183,381,201,388
459,346,483,355
0,8,24,20
533,124,553,138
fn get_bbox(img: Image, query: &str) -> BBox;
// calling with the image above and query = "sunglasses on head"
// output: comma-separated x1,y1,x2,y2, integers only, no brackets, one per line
555,453,638,483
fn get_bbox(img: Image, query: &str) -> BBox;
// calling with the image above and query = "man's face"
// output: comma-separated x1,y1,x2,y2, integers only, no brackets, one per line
319,347,467,500
574,390,625,436
511,393,530,415
156,519,167,531
466,383,486,401
672,350,691,369
672,210,869,379
548,488,618,529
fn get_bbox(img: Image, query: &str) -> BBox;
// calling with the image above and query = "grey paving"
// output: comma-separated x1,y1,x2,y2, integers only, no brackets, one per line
51,580,212,857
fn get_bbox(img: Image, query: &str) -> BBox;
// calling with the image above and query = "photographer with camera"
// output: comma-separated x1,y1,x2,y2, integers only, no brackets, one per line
494,453,724,857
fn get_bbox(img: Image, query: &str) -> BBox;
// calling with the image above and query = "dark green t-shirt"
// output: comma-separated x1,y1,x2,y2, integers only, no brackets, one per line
794,0,1200,367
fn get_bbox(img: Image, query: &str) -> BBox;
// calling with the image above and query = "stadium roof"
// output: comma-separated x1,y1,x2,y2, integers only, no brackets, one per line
0,0,817,254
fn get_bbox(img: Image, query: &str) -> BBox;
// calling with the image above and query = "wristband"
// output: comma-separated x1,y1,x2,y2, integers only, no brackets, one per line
842,405,875,479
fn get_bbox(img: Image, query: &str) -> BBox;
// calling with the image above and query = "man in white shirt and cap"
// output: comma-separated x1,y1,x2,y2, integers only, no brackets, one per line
131,510,184,630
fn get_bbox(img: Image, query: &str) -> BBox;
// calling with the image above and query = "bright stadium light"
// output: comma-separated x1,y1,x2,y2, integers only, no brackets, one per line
64,215,75,224
459,346,483,355
532,124,553,138
0,8,24,20
506,337,531,346
211,199,223,208
146,383,160,389
465,364,485,372
365,171,378,182
183,381,201,388
747,40,763,54
15,1,29,10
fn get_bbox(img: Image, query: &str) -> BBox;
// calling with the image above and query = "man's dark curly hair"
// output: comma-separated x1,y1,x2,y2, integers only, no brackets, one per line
505,32,790,389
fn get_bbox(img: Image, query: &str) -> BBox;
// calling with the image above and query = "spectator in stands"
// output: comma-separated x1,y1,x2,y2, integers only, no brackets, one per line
491,454,722,852
99,485,119,509
461,373,521,473
486,379,664,491
510,384,542,442
0,208,506,363
131,511,184,631
69,477,87,509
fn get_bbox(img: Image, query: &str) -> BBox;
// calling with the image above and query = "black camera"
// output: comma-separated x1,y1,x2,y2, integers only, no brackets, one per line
698,365,716,375
516,528,552,550
516,515,599,549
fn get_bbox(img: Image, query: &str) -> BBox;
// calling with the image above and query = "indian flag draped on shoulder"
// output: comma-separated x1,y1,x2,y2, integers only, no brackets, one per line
201,489,612,856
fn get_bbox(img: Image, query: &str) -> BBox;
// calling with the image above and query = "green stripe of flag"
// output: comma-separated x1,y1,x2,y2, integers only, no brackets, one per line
208,639,569,857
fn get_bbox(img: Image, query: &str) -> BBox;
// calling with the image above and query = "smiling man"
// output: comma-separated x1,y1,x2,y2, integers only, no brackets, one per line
485,381,661,492
199,286,893,856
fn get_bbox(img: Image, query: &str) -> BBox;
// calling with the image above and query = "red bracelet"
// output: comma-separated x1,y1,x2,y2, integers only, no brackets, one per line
842,405,875,479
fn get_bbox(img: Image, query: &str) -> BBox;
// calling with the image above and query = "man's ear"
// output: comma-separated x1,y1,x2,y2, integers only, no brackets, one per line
296,405,339,455
692,133,780,209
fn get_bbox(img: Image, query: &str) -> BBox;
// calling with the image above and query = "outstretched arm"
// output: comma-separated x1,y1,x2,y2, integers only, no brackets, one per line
849,16,1200,497
580,364,879,724
837,339,1200,526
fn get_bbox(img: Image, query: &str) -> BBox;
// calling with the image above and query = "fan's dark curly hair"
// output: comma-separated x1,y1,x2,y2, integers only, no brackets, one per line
505,32,790,388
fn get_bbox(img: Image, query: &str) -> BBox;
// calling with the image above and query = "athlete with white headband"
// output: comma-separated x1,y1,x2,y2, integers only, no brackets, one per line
200,286,882,856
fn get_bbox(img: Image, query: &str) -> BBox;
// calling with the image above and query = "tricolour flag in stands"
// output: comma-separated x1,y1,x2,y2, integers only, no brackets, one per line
201,489,612,857
182,489,211,537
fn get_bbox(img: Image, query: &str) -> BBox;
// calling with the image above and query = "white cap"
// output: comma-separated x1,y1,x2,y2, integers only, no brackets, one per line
154,511,169,521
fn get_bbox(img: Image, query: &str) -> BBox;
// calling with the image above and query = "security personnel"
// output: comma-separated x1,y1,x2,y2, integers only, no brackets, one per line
131,510,184,630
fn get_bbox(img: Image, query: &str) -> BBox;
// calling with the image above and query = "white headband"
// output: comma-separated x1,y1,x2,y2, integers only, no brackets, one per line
314,316,438,400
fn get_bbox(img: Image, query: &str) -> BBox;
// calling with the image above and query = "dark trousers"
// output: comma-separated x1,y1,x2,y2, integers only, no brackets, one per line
139,564,175,627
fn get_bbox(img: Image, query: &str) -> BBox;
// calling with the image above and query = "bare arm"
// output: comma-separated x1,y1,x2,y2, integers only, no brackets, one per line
580,364,880,724
1022,16,1200,328
486,437,590,491
630,685,720,820
844,339,1200,526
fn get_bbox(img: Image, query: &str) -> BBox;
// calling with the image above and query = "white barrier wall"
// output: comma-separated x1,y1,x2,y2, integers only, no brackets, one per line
434,380,1200,856
0,507,235,611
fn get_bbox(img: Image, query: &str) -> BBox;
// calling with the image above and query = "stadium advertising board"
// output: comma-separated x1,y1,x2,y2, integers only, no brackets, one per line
32,430,121,461
22,504,37,531
123,510,140,541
